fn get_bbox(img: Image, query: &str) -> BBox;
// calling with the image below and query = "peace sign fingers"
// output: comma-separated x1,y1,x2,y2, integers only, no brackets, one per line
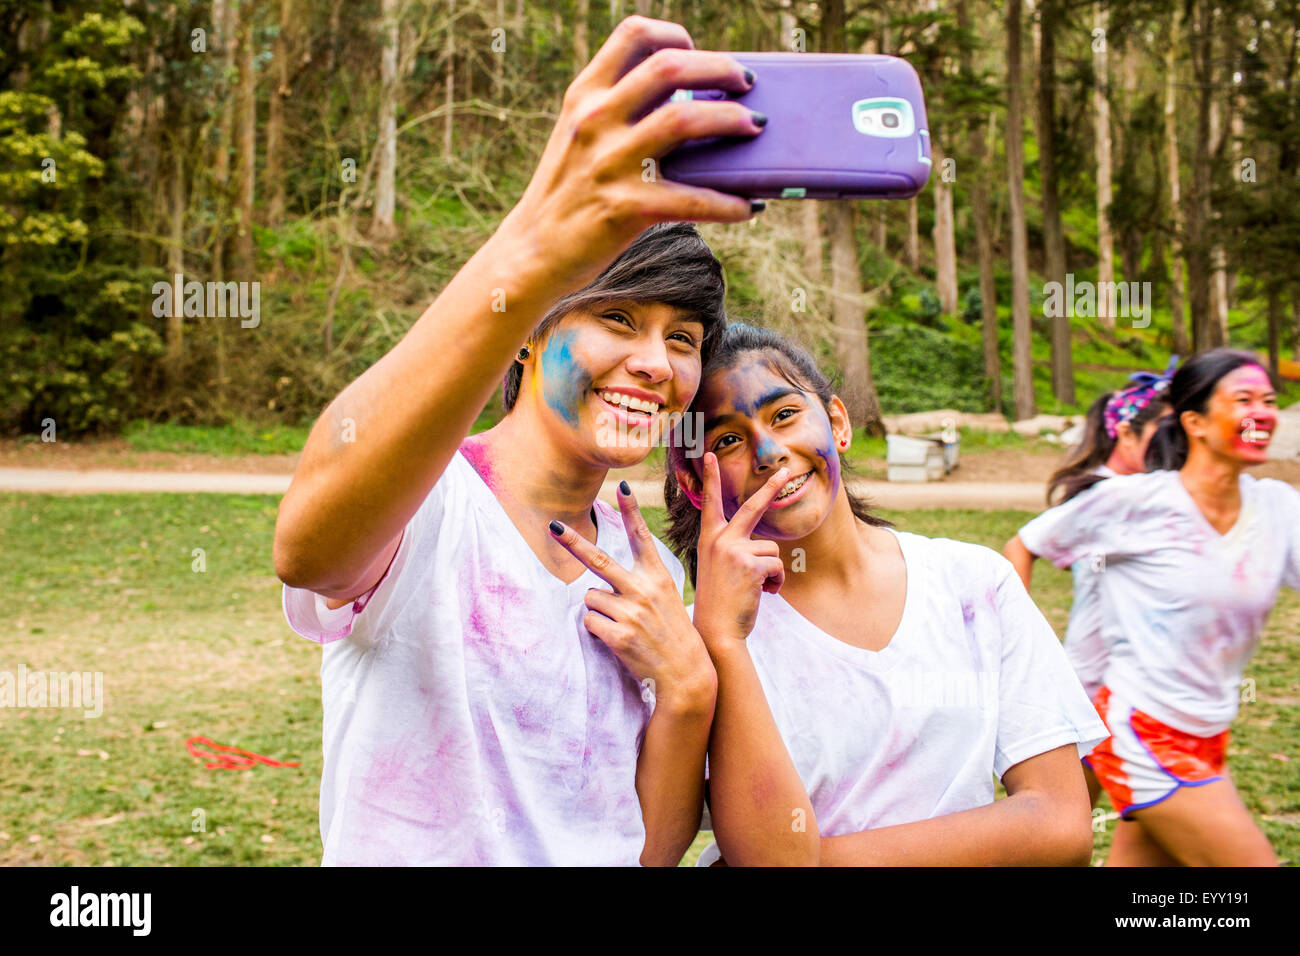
548,519,634,594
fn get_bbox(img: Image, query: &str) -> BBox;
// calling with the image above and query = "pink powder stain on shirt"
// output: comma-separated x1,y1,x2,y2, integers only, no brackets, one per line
961,601,977,627
961,600,983,674
464,570,535,648
459,435,496,490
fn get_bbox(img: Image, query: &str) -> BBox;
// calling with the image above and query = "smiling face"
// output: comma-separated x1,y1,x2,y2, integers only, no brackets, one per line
1183,364,1278,466
684,352,851,540
521,299,705,468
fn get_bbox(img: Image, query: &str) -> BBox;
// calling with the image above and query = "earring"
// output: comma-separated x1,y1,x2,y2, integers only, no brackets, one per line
839,439,849,448
516,345,530,362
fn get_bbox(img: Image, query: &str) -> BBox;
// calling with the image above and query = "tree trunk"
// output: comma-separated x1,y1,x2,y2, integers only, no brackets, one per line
1292,283,1300,361
1008,0,1036,419
264,0,292,226
574,0,590,69
1266,281,1282,379
230,0,257,278
932,135,958,314
1165,11,1190,355
827,202,884,433
906,197,919,271
1208,58,1228,343
443,0,455,159
1185,0,1221,351
1093,5,1115,329
1037,0,1073,403
167,144,185,378
373,0,399,239
820,0,883,433
212,0,237,280
958,0,1001,412
801,202,823,284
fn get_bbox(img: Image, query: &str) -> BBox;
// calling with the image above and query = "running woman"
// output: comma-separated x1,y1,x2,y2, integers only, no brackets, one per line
1004,349,1300,866
1016,365,1172,804
273,16,769,865
663,324,1106,866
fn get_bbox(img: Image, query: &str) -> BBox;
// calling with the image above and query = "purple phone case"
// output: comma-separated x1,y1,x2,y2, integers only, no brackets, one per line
659,52,931,200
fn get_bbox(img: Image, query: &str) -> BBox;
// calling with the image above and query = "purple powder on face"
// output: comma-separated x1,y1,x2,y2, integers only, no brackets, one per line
817,419,842,503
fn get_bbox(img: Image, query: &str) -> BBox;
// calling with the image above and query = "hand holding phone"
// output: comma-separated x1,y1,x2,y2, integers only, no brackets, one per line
659,52,932,200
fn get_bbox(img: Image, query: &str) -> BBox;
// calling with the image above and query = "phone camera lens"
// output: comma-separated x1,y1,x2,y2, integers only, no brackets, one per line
882,112,900,129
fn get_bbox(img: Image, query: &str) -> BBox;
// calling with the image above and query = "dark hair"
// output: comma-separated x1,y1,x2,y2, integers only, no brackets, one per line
663,322,892,586
501,221,727,412
1145,348,1279,471
1047,389,1167,504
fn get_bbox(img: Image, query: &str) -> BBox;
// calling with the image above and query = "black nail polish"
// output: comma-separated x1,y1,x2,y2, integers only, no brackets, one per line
750,110,768,128
619,480,631,496
750,200,766,214
549,520,564,535
743,67,756,85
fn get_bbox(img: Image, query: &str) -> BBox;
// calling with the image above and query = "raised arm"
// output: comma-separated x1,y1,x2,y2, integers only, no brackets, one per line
273,16,764,599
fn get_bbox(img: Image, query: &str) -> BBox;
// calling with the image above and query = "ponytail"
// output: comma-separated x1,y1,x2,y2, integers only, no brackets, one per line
1048,393,1116,505
1144,413,1189,471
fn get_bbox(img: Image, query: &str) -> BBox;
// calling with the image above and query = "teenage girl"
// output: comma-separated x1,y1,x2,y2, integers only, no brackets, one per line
660,324,1106,866
1022,366,1173,804
274,16,768,865
1005,349,1300,866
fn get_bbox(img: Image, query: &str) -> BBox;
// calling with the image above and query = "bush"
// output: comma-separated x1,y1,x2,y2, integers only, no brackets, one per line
1,322,165,435
869,323,989,414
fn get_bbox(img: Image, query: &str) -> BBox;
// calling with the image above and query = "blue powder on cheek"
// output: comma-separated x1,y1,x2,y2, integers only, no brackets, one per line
540,329,592,427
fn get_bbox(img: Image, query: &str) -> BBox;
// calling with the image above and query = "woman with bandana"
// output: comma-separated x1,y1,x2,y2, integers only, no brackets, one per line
1009,362,1174,805
1004,350,1300,866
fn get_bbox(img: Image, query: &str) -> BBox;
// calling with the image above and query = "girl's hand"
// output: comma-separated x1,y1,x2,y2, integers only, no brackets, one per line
692,452,789,650
549,482,715,715
499,15,766,294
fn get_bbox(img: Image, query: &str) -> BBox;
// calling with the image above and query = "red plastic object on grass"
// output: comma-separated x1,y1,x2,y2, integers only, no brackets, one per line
186,736,300,771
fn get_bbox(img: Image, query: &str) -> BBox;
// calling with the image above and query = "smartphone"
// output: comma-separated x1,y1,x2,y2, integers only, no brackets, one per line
658,52,931,200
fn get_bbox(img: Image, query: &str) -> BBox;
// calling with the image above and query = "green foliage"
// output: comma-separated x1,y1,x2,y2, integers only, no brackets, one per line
2,322,165,435
869,323,990,414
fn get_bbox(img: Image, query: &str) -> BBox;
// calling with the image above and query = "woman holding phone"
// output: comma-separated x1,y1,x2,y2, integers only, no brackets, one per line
1005,349,1299,866
660,323,1106,866
273,16,768,866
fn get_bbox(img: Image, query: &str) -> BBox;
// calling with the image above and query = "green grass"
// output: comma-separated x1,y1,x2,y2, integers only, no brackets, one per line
123,418,312,457
2,493,1297,866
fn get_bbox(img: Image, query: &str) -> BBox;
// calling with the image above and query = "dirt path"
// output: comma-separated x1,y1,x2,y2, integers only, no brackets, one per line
0,466,1058,509
5,438,1298,510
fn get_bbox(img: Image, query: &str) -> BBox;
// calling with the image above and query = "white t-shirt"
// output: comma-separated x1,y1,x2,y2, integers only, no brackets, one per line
1018,470,1300,736
705,529,1107,838
281,449,687,865
1059,463,1116,698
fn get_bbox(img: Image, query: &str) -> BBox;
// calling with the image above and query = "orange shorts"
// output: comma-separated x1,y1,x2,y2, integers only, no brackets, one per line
1085,686,1228,818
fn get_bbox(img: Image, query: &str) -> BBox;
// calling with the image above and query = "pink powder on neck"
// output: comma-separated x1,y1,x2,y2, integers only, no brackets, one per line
460,435,496,490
